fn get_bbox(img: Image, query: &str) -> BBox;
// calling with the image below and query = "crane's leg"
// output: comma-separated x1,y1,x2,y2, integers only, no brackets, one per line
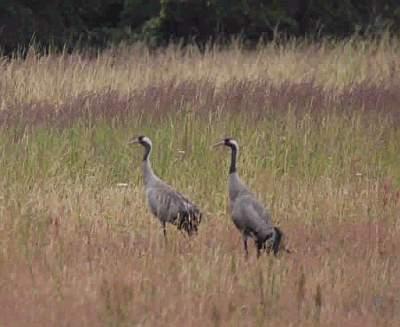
162,222,167,243
256,240,263,259
243,235,249,259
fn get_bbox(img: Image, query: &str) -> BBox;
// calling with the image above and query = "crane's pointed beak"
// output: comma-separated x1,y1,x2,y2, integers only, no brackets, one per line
211,140,225,149
127,137,139,145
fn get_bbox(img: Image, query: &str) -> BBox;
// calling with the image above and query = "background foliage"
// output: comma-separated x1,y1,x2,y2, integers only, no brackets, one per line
1,0,400,52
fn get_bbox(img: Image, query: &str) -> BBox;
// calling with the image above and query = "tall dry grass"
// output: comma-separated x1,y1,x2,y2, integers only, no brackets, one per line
0,38,400,326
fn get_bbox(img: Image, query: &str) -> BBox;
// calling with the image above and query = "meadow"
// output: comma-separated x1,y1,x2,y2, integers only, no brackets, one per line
0,37,400,326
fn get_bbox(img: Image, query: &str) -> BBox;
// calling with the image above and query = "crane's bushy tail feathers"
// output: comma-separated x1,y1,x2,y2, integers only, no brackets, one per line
176,210,202,236
271,227,293,256
262,227,290,256
271,227,283,256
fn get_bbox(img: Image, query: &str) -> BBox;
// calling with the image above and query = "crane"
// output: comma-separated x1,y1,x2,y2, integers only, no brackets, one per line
129,135,202,239
213,138,284,257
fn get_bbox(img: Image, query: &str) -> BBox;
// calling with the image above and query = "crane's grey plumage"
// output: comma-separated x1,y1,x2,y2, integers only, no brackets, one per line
213,138,284,257
129,135,202,238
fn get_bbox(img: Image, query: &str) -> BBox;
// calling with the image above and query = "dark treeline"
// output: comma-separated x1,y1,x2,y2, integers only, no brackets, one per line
1,0,399,53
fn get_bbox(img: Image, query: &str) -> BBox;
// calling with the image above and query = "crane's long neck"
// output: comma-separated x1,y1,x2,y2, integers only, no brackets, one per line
143,143,151,161
228,143,247,202
142,143,157,186
229,144,238,174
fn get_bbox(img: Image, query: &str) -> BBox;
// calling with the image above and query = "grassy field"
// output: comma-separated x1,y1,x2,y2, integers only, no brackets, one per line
0,37,400,326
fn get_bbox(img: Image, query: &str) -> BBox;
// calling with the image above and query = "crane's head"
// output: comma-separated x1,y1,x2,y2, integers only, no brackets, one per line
212,138,239,150
128,135,152,148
